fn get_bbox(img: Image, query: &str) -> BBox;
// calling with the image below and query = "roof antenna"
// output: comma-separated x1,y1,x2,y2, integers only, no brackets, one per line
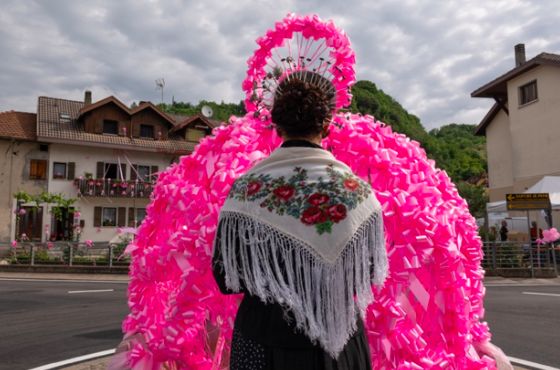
155,78,165,104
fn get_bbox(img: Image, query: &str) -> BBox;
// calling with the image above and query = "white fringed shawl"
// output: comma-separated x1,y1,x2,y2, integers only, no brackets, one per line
214,146,388,357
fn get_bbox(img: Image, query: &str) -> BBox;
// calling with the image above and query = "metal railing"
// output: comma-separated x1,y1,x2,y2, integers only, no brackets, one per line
73,178,153,198
482,241,559,277
0,241,130,268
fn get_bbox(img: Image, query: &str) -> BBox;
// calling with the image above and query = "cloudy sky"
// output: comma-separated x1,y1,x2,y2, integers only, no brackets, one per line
1,0,559,130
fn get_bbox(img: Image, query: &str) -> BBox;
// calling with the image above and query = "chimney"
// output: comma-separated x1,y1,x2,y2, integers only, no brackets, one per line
515,44,526,66
84,90,92,105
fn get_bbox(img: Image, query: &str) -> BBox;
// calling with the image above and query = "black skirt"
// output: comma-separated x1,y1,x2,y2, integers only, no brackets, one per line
229,295,372,370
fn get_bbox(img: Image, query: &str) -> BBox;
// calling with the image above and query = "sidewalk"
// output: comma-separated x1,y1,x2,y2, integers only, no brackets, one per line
0,271,129,281
3,270,558,285
484,275,560,286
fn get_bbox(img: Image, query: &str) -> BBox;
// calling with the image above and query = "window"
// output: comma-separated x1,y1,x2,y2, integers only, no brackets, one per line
519,80,538,105
137,165,151,181
59,113,71,123
136,208,147,225
103,120,119,135
53,162,67,179
29,159,47,180
17,206,43,241
102,208,117,227
104,163,118,179
186,128,206,142
140,124,154,138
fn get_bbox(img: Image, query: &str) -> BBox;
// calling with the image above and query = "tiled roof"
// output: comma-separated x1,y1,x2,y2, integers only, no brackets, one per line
0,111,37,141
78,97,177,126
37,96,198,154
471,52,560,98
170,114,221,133
130,101,176,125
78,96,130,116
474,103,500,136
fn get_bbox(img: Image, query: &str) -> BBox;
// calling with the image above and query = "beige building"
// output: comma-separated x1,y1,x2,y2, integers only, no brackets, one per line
0,111,47,243
1,92,218,243
472,44,560,203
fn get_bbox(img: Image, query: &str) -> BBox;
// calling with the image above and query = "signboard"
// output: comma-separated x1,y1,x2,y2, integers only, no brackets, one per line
506,193,551,210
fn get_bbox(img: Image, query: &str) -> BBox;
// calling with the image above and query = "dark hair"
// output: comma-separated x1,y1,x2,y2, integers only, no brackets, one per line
271,71,335,137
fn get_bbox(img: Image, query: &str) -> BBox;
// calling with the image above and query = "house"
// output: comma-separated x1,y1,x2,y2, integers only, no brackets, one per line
0,111,47,243
471,44,560,203
1,91,219,244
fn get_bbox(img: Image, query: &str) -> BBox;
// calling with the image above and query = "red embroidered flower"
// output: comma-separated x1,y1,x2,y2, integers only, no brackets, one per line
273,185,295,201
247,181,262,195
327,204,347,223
301,206,327,225
343,178,360,191
308,193,330,205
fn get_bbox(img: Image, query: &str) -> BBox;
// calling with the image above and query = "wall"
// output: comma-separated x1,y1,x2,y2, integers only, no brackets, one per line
72,197,150,242
47,143,175,242
486,108,514,202
507,65,560,183
0,140,48,242
131,108,171,139
83,102,129,134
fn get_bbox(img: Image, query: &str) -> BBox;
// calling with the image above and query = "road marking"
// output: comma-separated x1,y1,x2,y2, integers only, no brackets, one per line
68,289,115,294
508,356,560,370
522,291,560,297
28,349,115,370
0,277,128,284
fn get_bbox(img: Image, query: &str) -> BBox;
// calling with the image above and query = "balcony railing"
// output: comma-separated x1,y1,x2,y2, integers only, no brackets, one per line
73,178,154,198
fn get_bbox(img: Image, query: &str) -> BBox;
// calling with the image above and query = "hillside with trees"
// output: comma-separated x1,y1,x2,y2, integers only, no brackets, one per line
349,80,488,218
158,80,488,217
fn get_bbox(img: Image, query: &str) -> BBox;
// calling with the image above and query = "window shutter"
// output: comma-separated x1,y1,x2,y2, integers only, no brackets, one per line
67,162,75,180
151,166,159,181
95,120,103,134
119,163,127,180
94,207,102,227
117,207,126,227
96,162,104,178
29,160,37,179
128,207,135,227
130,164,137,180
132,123,140,137
38,160,47,180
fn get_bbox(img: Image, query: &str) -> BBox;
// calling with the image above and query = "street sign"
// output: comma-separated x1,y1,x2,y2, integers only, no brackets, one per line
506,193,551,210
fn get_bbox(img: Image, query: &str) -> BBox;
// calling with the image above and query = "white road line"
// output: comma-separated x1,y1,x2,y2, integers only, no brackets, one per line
508,356,560,370
68,289,115,294
522,291,560,297
0,277,128,284
28,349,115,370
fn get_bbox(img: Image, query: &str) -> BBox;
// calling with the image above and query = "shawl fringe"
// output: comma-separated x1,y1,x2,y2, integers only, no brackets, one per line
215,209,387,357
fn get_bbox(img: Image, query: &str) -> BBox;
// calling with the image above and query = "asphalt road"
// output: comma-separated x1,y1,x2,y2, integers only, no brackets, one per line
0,278,558,369
0,278,128,370
483,284,560,368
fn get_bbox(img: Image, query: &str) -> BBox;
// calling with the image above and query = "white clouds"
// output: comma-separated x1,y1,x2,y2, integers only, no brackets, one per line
0,0,559,130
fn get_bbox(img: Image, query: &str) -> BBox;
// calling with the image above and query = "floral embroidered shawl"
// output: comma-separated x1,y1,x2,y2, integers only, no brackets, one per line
214,146,388,357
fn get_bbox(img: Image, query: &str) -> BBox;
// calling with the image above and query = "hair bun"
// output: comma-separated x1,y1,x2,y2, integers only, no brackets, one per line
271,71,335,137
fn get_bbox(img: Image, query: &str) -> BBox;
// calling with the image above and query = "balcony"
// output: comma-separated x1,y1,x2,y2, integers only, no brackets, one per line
73,178,154,198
